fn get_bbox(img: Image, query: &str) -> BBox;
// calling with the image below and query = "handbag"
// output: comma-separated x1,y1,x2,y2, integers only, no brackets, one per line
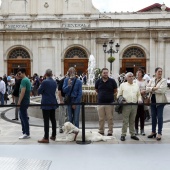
64,78,77,104
143,93,152,106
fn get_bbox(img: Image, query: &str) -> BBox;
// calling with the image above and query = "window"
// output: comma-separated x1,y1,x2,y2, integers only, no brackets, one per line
9,48,30,59
65,48,87,58
123,47,145,58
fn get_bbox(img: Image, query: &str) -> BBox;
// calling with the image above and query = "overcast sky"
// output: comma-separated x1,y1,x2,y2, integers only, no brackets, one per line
92,0,170,12
0,1,169,12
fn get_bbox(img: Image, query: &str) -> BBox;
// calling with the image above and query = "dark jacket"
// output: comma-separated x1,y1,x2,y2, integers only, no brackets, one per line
115,95,126,114
13,79,22,97
38,77,58,110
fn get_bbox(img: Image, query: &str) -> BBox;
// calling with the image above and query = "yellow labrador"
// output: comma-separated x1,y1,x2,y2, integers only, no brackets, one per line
56,122,114,142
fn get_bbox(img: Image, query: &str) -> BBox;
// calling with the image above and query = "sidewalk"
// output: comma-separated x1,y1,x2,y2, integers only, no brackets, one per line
0,90,170,170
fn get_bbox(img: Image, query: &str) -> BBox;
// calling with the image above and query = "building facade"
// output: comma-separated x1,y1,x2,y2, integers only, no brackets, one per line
0,0,170,78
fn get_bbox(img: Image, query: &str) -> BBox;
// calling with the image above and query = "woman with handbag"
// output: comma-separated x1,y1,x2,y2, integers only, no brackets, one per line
147,67,167,140
134,68,147,136
63,67,82,128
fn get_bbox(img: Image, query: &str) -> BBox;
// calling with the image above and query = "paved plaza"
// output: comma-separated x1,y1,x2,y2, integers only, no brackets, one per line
0,90,170,169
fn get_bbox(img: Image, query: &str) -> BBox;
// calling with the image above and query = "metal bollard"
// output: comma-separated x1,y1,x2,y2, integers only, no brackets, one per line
76,102,91,145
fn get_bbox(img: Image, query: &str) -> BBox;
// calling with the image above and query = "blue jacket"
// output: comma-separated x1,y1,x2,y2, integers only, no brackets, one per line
63,77,82,103
38,77,58,110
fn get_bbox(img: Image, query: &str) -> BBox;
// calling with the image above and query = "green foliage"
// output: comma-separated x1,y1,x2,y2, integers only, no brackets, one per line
107,56,115,63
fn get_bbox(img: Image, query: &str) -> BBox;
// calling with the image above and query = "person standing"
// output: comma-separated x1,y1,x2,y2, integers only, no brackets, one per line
12,74,22,120
57,75,68,133
134,68,147,136
147,67,167,141
17,68,31,139
117,72,142,141
38,69,58,143
0,77,6,105
95,68,117,136
63,67,82,128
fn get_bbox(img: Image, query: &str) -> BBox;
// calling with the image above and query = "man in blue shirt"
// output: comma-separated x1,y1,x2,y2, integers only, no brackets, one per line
63,67,82,128
38,69,58,143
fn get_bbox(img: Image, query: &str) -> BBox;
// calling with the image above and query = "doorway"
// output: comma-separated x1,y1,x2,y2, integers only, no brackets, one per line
7,48,31,76
7,60,31,76
64,47,88,75
64,59,88,75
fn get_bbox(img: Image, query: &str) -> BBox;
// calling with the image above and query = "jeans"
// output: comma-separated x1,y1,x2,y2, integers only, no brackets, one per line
59,105,68,128
67,105,80,128
135,105,145,130
42,109,56,139
0,92,4,105
15,97,19,119
19,106,30,136
151,104,165,135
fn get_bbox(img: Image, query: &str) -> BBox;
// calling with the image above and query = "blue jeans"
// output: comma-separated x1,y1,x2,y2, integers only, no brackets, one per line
67,104,80,128
0,92,4,105
151,104,165,135
19,106,30,136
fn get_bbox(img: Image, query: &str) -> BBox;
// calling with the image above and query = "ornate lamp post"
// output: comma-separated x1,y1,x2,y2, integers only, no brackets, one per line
103,40,120,75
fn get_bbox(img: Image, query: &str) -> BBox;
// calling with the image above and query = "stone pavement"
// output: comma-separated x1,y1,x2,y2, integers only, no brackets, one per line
0,89,170,144
0,90,170,170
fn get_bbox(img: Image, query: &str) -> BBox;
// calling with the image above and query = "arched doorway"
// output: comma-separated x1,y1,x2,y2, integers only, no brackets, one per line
121,47,146,74
64,47,88,75
7,48,31,76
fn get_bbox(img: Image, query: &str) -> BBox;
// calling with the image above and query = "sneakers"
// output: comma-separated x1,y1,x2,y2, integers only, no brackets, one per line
19,134,30,139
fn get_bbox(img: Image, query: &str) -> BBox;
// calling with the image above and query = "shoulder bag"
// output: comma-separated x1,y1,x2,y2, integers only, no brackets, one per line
64,78,77,104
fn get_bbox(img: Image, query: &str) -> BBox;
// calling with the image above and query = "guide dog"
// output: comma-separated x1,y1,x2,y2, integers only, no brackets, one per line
56,122,114,142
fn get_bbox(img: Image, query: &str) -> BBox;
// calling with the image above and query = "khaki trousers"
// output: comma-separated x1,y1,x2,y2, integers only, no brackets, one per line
97,105,114,134
121,105,137,137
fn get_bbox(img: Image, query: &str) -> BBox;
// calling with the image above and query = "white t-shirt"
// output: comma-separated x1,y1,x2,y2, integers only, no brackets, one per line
143,74,151,82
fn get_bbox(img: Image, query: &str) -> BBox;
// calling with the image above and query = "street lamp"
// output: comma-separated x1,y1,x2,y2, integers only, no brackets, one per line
103,40,120,75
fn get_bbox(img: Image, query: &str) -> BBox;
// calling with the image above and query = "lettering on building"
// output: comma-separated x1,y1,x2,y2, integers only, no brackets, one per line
62,23,90,29
5,24,31,29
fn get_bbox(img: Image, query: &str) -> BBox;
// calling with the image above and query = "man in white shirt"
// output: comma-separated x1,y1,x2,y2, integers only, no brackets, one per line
0,77,6,105
117,72,142,141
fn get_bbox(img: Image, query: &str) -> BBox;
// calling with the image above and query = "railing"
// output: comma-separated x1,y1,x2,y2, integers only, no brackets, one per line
0,102,170,145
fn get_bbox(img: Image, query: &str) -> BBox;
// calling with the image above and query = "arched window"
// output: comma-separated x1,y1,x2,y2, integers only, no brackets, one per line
65,47,87,58
123,47,145,58
9,48,30,59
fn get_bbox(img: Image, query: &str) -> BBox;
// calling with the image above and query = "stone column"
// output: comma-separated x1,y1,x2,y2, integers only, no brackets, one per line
0,34,4,75
164,40,170,78
30,0,37,15
149,32,157,76
157,39,165,76
56,0,63,15
1,0,9,15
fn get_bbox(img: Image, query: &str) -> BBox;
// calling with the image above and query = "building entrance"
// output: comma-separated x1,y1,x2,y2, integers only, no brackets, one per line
7,48,31,76
64,47,88,75
121,47,146,74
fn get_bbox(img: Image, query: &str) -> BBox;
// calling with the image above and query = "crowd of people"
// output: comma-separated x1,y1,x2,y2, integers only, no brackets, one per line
0,66,168,142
